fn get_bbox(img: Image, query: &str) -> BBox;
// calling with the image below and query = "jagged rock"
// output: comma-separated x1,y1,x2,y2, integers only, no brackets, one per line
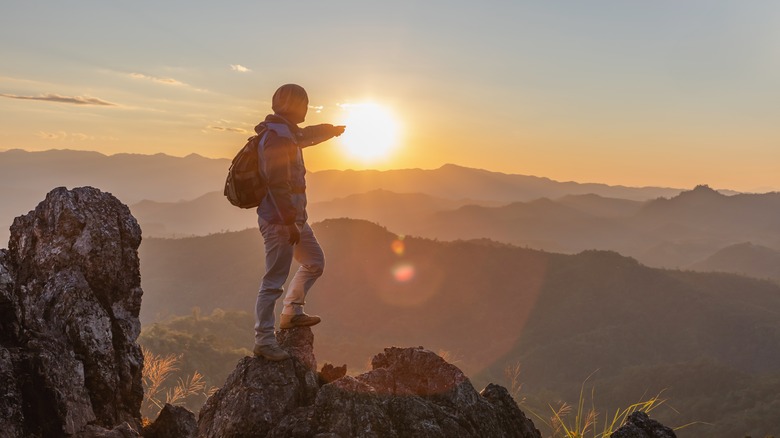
610,412,677,438
80,422,141,437
0,187,144,437
480,384,544,438
311,375,395,437
0,346,25,438
197,327,319,438
198,334,540,438
277,326,317,371
143,403,197,438
318,363,347,385
323,347,541,437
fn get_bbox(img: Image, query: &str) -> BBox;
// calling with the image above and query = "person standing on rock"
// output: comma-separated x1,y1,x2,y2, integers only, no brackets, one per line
253,84,345,361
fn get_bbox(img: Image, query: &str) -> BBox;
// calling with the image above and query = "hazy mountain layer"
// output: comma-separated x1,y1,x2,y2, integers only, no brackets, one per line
130,192,257,238
422,185,780,268
139,218,780,438
124,184,780,279
305,164,684,204
689,242,780,283
0,148,683,244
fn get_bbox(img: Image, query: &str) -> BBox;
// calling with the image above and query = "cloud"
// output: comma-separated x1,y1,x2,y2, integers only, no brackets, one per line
230,64,251,73
37,131,91,141
207,124,248,134
129,72,185,86
0,93,116,106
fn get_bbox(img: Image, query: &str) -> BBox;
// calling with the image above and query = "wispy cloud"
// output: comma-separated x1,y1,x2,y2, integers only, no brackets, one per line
129,72,186,86
206,120,248,134
127,71,209,93
37,131,118,141
37,131,90,141
230,64,251,73
0,93,116,106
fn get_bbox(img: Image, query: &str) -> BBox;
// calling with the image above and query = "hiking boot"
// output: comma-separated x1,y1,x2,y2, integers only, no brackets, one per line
279,313,321,329
253,344,290,361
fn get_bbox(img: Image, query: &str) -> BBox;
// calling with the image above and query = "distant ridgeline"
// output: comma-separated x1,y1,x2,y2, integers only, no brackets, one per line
1,147,684,243
5,150,777,279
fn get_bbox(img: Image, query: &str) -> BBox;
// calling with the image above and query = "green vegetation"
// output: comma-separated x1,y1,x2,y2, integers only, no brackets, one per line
139,309,253,416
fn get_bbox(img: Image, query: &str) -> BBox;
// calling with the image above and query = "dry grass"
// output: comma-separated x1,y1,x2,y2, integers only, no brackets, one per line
503,361,525,403
534,374,666,438
141,346,213,420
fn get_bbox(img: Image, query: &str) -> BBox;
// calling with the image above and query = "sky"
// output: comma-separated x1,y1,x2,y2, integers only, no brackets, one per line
1,0,778,192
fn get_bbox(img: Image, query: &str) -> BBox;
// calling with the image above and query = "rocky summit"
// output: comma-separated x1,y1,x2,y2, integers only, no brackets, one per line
0,187,144,437
198,327,542,438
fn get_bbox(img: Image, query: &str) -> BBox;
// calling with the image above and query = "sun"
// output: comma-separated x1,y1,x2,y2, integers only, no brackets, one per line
336,102,401,163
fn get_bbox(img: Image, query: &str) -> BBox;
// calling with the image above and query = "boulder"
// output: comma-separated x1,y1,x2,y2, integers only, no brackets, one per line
143,403,197,438
610,412,677,438
318,363,347,386
0,187,144,437
277,326,317,372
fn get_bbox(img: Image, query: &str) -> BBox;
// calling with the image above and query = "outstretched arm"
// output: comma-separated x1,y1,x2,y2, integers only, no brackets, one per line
299,124,345,148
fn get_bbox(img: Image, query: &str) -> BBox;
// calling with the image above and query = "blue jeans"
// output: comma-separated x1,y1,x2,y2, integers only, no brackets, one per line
254,219,325,346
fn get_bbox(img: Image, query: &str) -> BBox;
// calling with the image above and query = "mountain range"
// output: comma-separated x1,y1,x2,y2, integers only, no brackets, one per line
138,218,780,438
689,242,780,283
133,184,780,275
3,149,777,284
0,148,685,243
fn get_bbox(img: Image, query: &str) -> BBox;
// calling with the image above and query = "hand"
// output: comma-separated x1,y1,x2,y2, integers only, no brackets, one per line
287,223,301,245
333,125,346,137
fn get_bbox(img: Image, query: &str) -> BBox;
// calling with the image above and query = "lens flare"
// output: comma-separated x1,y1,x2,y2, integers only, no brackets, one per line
392,263,415,283
391,238,405,256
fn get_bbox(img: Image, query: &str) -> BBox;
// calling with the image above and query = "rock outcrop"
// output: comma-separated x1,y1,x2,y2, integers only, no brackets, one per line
610,412,677,438
198,328,541,438
142,404,197,438
0,187,144,437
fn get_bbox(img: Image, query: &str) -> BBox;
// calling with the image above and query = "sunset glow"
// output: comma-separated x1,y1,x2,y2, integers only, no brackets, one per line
1,2,779,192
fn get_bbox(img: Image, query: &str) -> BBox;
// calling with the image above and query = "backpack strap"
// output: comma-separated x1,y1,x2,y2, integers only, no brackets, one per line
263,122,297,145
254,124,292,223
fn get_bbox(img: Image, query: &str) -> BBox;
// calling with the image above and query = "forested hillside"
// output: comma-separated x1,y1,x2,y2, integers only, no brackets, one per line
139,219,780,437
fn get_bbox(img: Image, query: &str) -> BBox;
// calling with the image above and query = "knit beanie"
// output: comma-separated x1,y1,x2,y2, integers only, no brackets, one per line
272,84,309,122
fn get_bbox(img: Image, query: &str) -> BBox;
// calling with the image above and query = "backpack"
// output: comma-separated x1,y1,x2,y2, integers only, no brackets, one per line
224,127,268,208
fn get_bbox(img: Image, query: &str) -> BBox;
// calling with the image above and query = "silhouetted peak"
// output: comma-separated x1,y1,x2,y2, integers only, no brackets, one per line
641,184,727,214
438,163,471,171
313,217,397,241
680,184,724,198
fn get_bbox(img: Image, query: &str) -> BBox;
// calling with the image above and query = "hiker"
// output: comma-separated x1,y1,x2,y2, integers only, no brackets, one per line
253,84,345,361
